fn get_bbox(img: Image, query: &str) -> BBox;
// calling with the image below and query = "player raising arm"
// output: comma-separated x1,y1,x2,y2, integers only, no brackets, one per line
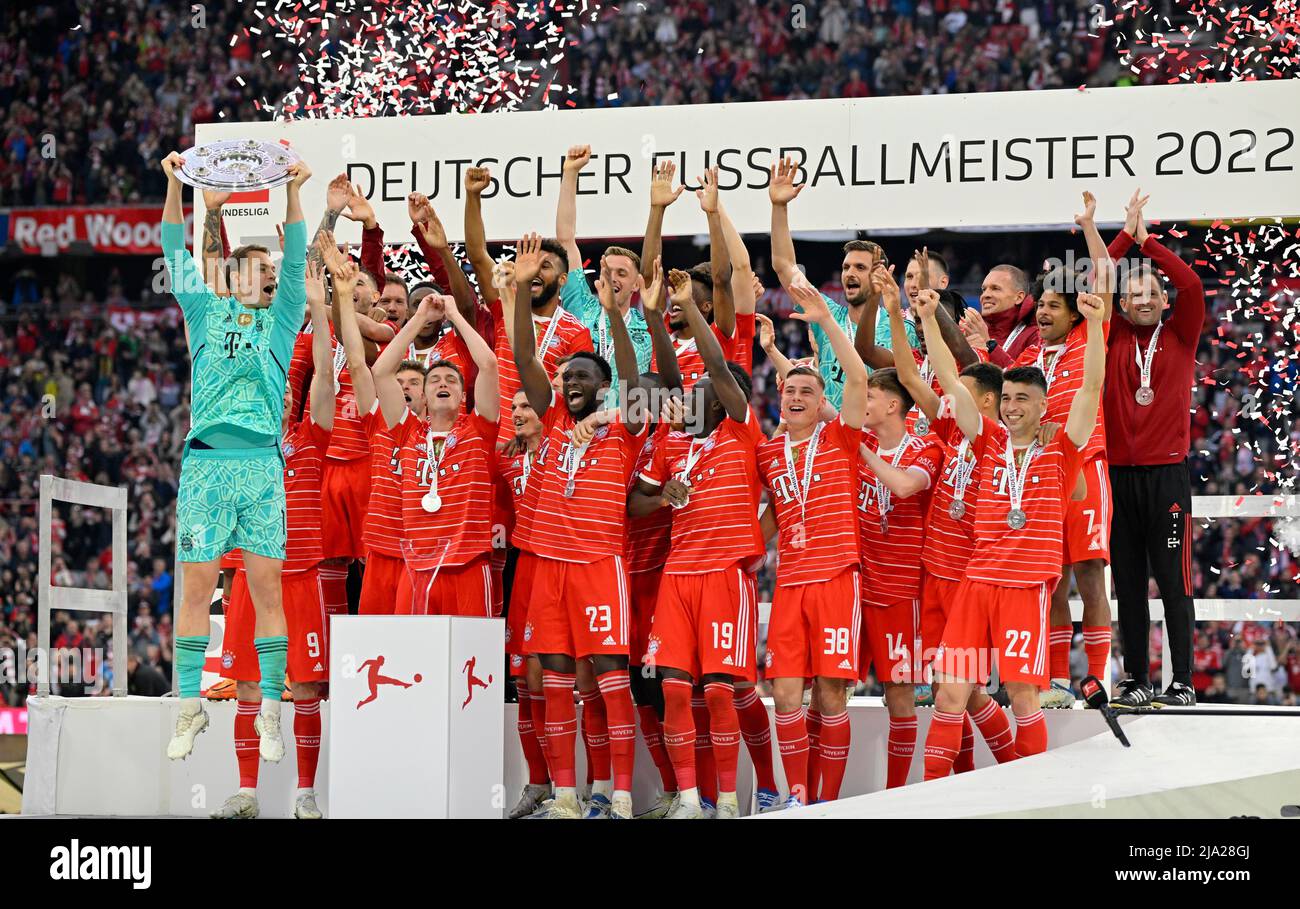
756,280,866,808
626,269,762,819
160,148,310,764
511,233,646,820
917,287,1106,777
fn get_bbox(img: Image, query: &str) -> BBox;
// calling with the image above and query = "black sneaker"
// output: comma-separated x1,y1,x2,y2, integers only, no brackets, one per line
1152,682,1197,708
1109,679,1154,710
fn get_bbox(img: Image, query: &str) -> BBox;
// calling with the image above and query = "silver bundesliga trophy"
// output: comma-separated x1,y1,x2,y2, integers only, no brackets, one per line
173,138,302,191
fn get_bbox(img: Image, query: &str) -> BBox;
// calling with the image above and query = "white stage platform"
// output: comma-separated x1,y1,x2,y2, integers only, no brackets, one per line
767,705,1300,819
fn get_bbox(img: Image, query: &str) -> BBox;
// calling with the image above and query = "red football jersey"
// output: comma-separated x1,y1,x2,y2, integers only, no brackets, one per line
524,398,647,563
624,423,674,574
288,324,369,462
758,417,862,587
493,445,537,543
640,410,765,574
359,402,405,559
491,299,593,446
1015,320,1109,462
920,415,984,582
394,408,498,568
856,429,944,606
223,418,331,575
964,415,1087,588
655,323,740,392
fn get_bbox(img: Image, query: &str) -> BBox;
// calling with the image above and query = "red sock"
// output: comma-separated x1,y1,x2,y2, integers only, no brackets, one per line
806,708,822,802
774,710,809,803
953,712,976,774
578,687,610,786
596,671,636,794
637,704,677,792
970,696,1017,763
922,709,965,780
529,689,551,778
661,678,696,792
1015,709,1048,758
541,671,578,789
319,563,349,617
1082,626,1111,681
235,700,260,789
517,690,549,785
691,693,717,804
886,715,918,788
733,687,776,793
703,681,740,793
816,711,851,800
293,697,322,789
1049,625,1073,681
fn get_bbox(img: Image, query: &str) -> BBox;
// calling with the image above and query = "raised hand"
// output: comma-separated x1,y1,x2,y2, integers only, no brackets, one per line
1126,188,1151,243
695,166,720,214
465,166,491,196
325,173,351,211
595,256,618,313
571,408,613,446
564,145,592,176
343,182,376,227
305,260,327,310
667,268,694,307
913,247,931,292
768,156,805,206
914,288,940,321
161,151,184,181
275,223,285,253
1077,292,1105,322
787,282,831,324
871,262,901,314
407,191,430,224
1074,190,1097,230
756,313,777,351
751,273,765,299
649,159,684,208
287,160,312,189
202,188,231,210
514,233,544,284
960,308,990,348
661,394,685,430
642,256,665,313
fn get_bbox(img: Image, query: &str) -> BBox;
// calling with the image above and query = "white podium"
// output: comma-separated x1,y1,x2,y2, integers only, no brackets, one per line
328,615,504,818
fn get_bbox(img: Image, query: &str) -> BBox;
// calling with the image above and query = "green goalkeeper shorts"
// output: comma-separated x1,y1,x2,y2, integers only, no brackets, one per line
176,445,286,563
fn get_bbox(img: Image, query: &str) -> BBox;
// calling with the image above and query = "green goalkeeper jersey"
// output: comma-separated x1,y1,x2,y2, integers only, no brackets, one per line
162,219,307,448
802,291,920,412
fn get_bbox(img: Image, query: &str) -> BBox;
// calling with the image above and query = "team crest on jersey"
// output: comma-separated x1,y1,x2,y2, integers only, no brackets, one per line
524,622,534,642
511,654,523,669
221,652,234,669
237,312,253,327
282,442,296,458
702,437,717,453
764,648,774,668
445,434,458,450
180,532,194,553
646,634,661,656
504,625,512,644
593,426,609,442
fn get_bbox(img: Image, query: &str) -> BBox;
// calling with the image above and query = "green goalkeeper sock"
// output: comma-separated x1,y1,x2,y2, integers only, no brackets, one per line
254,636,289,702
174,636,210,699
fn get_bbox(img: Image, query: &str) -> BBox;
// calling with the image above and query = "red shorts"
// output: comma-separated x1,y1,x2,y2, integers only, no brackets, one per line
628,570,664,665
646,563,757,683
920,572,963,660
359,550,404,615
1064,456,1111,565
320,456,371,560
765,567,860,681
506,550,540,664
396,553,494,617
221,567,327,683
935,578,1050,688
526,555,631,659
864,598,924,686
490,548,507,618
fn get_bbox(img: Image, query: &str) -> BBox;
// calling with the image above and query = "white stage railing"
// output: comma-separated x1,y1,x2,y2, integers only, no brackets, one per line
752,494,1300,692
37,475,129,697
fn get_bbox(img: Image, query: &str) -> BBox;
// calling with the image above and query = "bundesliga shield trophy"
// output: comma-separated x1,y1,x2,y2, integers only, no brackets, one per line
173,138,302,192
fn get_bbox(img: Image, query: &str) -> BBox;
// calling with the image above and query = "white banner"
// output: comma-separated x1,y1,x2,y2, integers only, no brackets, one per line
195,80,1300,248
